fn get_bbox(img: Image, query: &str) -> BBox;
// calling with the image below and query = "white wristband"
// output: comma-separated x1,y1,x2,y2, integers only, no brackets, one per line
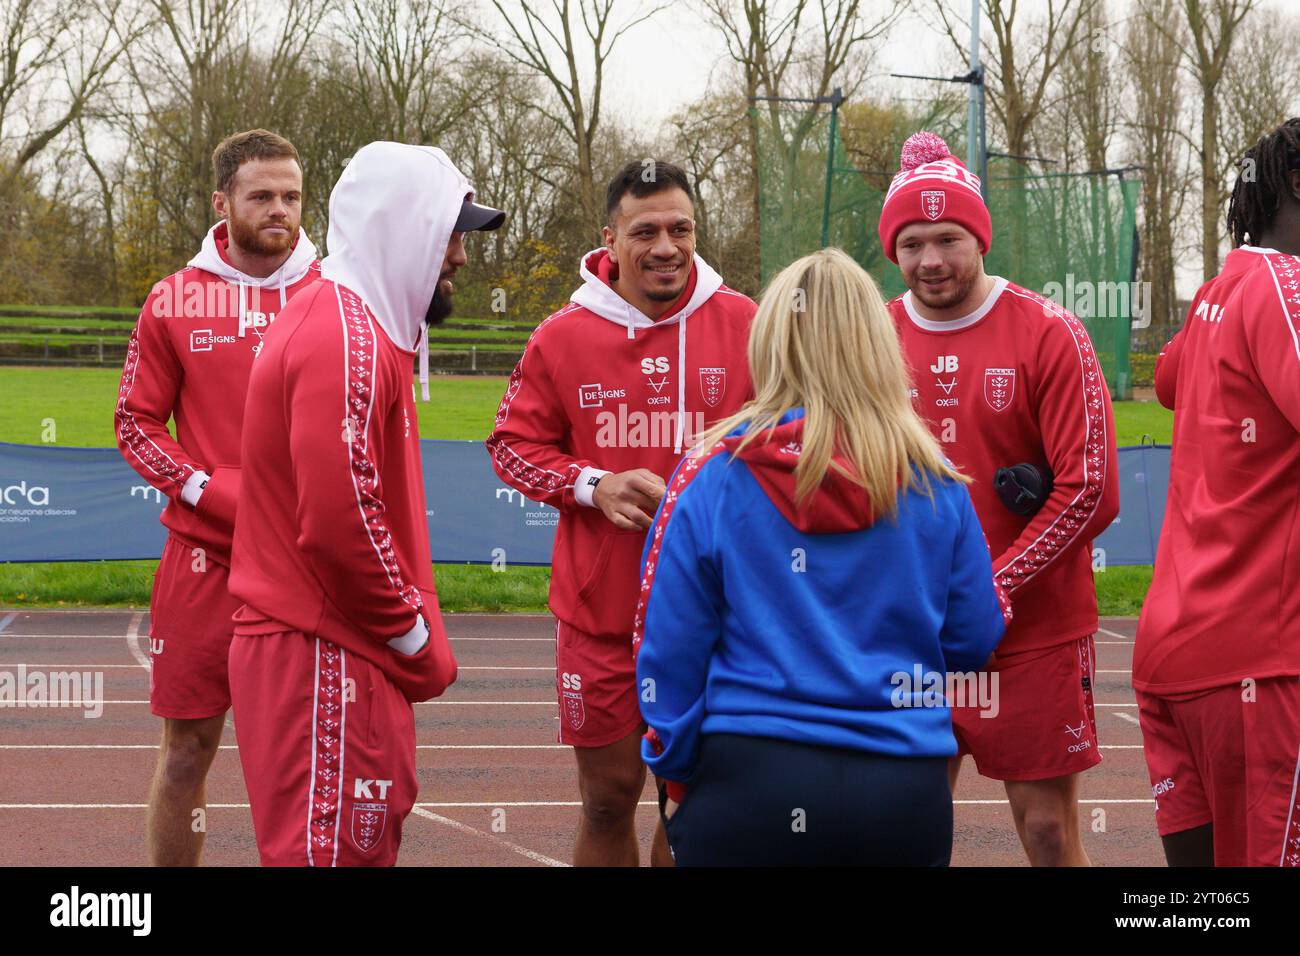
387,615,429,656
180,470,211,507
575,467,612,508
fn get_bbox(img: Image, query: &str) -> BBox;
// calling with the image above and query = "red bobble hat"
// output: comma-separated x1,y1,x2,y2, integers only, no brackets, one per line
877,131,991,263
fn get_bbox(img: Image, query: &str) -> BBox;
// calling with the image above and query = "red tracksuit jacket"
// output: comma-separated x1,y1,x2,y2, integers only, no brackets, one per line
1134,246,1300,694
227,144,473,703
891,277,1120,656
114,221,320,564
486,248,755,638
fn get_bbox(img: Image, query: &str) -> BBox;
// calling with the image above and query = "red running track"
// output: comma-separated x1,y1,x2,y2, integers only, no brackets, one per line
0,609,1162,866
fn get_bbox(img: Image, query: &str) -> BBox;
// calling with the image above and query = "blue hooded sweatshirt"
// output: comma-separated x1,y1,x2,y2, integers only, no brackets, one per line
635,408,1005,786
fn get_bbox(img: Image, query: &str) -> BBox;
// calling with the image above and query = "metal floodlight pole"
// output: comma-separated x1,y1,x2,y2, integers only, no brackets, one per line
968,0,981,174
889,0,988,202
749,89,846,250
821,87,844,248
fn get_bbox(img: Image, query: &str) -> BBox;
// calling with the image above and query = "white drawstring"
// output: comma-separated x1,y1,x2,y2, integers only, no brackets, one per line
419,329,430,401
626,303,635,339
279,269,287,309
674,314,687,454
237,281,247,336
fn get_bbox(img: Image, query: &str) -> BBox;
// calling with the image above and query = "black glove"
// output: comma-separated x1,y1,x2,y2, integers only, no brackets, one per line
993,463,1054,517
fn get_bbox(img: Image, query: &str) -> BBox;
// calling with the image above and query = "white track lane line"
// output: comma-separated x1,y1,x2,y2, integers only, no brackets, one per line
1114,712,1142,725
408,806,569,867
1097,628,1132,640
0,613,16,633
124,612,149,671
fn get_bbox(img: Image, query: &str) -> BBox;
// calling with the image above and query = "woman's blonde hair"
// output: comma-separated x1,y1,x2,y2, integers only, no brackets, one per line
695,246,968,516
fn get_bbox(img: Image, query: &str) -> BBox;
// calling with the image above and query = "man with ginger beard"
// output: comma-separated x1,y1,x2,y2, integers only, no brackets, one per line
880,131,1119,866
115,129,320,865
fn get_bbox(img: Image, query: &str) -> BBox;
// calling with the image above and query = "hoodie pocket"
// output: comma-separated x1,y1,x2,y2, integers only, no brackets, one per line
574,532,617,607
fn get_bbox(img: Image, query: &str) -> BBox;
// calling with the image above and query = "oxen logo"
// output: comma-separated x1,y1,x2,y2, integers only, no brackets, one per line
983,367,1016,412
351,802,388,853
921,190,946,221
699,367,726,408
562,690,585,730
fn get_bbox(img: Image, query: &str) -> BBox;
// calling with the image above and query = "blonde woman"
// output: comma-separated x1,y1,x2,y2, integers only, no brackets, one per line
633,248,1007,866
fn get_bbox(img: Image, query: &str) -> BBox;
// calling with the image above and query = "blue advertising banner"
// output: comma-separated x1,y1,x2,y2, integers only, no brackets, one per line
0,440,1165,566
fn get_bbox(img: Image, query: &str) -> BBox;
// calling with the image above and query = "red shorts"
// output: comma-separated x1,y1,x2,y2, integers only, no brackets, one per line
147,535,242,719
554,619,642,748
1136,676,1300,866
951,635,1101,781
228,632,417,867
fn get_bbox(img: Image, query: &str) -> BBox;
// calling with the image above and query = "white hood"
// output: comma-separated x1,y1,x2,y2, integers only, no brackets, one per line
571,247,723,334
321,143,473,398
570,247,725,454
187,221,318,335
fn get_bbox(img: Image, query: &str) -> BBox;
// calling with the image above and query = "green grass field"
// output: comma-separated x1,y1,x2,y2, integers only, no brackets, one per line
0,365,1170,614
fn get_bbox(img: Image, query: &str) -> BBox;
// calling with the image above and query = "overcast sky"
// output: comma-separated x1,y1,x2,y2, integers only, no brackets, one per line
593,0,1297,298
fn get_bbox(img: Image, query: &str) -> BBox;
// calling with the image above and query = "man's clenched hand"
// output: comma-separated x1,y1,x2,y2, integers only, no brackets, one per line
592,469,666,531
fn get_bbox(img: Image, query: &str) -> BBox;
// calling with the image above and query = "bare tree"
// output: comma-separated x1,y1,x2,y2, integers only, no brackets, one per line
703,0,903,287
334,0,467,145
1175,0,1257,278
931,0,1098,162
476,0,665,229
117,0,330,245
1123,0,1192,348
0,0,140,185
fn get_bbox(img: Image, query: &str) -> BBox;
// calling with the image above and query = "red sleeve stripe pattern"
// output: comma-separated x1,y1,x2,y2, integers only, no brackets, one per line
1263,252,1300,363
485,305,583,495
335,284,422,616
114,310,193,488
997,287,1109,593
631,439,731,658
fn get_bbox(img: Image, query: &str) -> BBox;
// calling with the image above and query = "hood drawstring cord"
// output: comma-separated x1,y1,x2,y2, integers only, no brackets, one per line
675,314,687,455
278,269,287,310
626,303,635,339
419,329,430,401
237,281,247,337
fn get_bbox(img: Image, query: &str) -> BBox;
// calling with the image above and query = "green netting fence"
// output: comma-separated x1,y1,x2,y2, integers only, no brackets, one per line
755,106,1140,399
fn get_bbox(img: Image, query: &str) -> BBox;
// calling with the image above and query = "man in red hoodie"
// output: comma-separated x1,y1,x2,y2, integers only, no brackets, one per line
115,129,320,866
1134,118,1300,867
880,132,1119,866
227,142,503,866
486,161,755,866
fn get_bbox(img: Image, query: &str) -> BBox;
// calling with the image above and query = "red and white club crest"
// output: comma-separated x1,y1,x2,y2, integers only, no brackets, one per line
920,190,946,221
562,690,585,730
984,367,1016,412
351,801,388,853
700,367,726,408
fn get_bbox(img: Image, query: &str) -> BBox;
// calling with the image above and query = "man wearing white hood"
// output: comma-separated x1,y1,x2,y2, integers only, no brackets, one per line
226,142,503,866
115,129,320,866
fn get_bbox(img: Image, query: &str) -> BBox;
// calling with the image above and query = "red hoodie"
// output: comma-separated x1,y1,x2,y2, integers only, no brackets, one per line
114,221,320,565
227,144,472,702
486,248,755,638
1134,246,1300,694
890,277,1119,656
